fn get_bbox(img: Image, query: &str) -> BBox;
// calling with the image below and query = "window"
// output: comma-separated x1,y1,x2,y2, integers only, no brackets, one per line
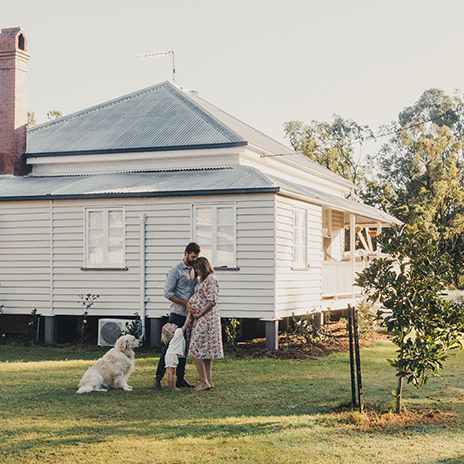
193,204,236,267
293,209,307,268
85,208,125,268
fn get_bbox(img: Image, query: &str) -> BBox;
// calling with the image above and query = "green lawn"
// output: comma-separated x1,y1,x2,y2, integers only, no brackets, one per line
1,340,464,463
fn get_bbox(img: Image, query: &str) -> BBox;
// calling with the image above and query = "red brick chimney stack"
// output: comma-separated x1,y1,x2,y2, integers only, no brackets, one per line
0,27,30,176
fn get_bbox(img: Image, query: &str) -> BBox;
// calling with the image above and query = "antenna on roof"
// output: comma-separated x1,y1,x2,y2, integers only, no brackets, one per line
136,50,176,82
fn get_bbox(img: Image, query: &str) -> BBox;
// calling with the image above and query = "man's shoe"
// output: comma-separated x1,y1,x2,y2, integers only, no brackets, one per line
154,376,162,390
176,377,195,388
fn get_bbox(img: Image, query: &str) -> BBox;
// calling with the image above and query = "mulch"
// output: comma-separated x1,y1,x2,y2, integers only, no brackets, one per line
227,321,389,359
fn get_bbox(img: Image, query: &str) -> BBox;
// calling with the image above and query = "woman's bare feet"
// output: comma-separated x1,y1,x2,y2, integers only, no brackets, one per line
169,387,181,392
194,381,211,391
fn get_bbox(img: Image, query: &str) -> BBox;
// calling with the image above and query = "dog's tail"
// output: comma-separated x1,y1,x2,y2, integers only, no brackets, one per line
76,385,94,394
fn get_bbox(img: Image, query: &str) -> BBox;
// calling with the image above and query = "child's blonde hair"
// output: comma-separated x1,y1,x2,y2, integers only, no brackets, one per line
161,323,176,344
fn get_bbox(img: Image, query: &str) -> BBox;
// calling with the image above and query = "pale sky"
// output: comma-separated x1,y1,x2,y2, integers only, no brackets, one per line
4,0,464,156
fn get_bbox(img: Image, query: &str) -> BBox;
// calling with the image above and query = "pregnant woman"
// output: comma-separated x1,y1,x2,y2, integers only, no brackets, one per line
188,256,223,391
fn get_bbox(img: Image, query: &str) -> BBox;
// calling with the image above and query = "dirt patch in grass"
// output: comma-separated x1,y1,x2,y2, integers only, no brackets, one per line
227,321,389,360
328,406,458,431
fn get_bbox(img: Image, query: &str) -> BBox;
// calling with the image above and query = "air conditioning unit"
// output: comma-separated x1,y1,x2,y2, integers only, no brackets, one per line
98,318,135,347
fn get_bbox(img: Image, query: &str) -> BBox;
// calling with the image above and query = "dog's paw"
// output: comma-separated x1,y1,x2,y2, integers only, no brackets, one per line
123,385,133,391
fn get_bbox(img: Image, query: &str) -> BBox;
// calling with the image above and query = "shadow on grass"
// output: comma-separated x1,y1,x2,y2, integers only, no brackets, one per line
0,417,308,452
425,459,464,464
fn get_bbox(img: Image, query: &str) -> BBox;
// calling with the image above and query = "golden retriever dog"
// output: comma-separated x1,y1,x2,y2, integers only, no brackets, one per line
76,334,141,394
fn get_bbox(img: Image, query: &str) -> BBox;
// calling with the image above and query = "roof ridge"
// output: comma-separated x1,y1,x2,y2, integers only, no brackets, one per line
164,83,245,144
27,81,172,134
183,87,296,155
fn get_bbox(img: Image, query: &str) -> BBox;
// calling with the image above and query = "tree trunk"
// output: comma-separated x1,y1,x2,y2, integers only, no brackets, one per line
395,377,403,414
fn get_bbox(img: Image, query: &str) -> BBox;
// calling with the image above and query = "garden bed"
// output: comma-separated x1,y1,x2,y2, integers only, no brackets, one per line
228,321,389,359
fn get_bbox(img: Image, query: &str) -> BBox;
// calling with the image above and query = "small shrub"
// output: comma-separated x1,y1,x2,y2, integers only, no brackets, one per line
123,312,143,340
285,312,332,344
78,293,99,345
0,305,5,344
222,317,241,347
28,308,40,342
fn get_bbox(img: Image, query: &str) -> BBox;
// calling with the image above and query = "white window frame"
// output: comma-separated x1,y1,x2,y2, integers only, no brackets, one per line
84,207,125,269
293,208,307,269
192,203,237,268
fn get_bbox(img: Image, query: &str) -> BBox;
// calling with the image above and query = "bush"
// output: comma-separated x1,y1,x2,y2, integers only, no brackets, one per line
123,312,143,340
285,312,332,344
222,317,241,347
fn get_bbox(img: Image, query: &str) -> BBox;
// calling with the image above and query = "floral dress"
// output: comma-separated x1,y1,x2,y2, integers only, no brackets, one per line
187,274,223,359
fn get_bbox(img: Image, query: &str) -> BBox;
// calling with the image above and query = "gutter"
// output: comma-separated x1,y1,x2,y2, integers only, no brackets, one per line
24,141,248,158
0,187,280,202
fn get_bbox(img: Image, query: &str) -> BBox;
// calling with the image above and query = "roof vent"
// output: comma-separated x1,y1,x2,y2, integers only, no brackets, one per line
190,90,200,97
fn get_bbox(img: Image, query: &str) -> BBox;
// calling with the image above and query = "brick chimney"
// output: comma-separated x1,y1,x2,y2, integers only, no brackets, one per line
0,27,30,176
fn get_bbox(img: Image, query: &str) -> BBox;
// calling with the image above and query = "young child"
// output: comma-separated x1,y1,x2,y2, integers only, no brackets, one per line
161,313,192,391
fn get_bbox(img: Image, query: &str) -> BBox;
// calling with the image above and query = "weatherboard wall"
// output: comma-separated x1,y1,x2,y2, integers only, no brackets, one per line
275,195,323,318
0,194,276,320
0,201,52,313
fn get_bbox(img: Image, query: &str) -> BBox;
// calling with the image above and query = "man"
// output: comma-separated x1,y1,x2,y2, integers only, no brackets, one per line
154,242,201,390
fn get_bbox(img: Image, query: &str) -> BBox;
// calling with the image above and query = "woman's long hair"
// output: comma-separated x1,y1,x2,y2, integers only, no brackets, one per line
194,256,214,281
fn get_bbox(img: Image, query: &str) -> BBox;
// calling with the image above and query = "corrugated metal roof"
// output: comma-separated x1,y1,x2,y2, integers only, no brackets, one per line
0,165,397,224
0,166,277,200
269,174,398,224
184,88,354,187
26,80,354,188
26,82,247,156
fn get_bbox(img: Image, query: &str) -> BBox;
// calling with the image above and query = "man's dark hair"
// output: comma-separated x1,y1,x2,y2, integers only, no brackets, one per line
185,242,201,254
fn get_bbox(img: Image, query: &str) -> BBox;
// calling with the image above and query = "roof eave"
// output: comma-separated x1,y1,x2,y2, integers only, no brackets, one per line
278,188,398,225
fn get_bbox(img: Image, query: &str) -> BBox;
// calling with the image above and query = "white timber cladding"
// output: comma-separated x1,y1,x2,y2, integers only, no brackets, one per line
0,194,276,319
275,195,322,318
0,202,53,314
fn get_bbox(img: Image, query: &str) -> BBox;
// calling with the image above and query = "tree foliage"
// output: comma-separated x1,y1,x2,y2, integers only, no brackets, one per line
27,110,63,127
362,89,464,286
284,116,373,186
47,110,63,120
355,224,464,413
27,111,36,127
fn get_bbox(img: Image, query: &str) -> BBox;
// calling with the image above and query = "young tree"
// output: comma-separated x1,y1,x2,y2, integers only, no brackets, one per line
355,224,464,413
284,115,373,186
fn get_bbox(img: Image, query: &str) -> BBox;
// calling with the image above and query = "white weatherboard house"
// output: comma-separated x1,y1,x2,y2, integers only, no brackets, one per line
0,28,397,348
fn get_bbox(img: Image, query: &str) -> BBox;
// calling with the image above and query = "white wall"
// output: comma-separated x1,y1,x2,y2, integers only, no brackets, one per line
0,193,276,320
0,202,52,314
275,195,322,318
143,194,275,319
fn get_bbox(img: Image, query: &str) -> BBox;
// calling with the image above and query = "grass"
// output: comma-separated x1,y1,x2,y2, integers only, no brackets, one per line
1,340,464,463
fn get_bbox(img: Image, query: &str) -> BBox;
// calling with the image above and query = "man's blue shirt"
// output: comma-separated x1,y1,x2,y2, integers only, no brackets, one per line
164,260,197,316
